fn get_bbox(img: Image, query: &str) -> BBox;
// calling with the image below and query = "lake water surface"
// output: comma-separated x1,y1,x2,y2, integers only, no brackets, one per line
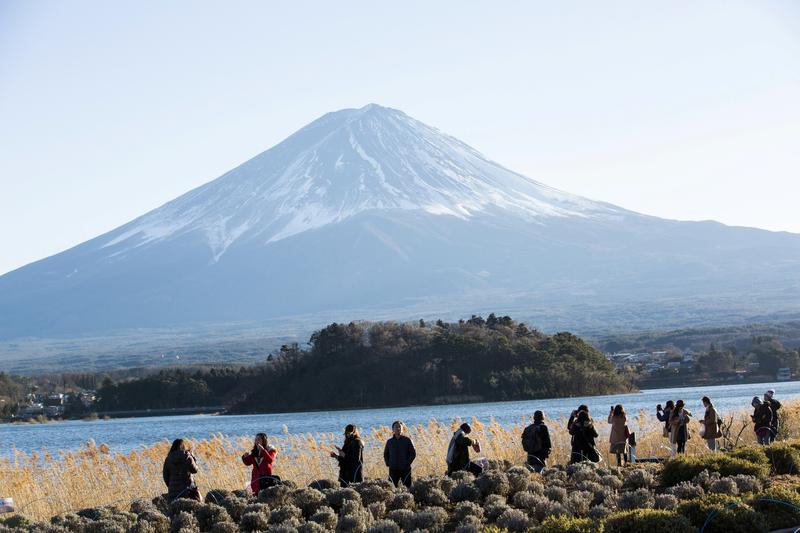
3,381,797,456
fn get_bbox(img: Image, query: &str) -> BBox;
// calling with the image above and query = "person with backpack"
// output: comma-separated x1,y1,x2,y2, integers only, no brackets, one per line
242,432,278,493
669,399,692,455
446,423,483,476
751,396,773,445
521,410,551,472
384,421,416,488
569,409,600,463
330,424,364,486
764,389,781,443
608,404,628,466
163,438,201,502
700,396,722,451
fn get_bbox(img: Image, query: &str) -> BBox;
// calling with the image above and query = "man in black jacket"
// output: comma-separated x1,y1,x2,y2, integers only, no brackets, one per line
521,410,552,472
384,420,416,487
764,389,782,443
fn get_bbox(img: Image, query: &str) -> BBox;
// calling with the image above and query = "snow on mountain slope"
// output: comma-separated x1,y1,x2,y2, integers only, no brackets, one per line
101,104,625,262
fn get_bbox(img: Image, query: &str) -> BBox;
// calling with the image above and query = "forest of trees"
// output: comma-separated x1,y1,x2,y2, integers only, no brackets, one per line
229,314,633,413
90,315,632,413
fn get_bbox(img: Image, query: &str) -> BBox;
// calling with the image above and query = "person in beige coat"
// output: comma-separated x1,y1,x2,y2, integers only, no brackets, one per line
608,404,628,466
700,396,721,451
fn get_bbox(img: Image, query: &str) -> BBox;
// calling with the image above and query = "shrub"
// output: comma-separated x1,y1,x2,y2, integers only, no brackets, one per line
660,455,768,486
451,501,484,523
210,523,238,533
367,502,386,521
410,506,448,531
195,503,230,530
495,508,531,532
474,471,510,498
603,509,695,533
729,474,762,494
617,488,654,511
336,513,367,533
600,475,623,490
528,479,545,495
454,516,482,533
653,494,678,510
387,492,415,511
385,509,415,530
169,512,198,533
354,484,393,507
258,484,291,507
763,443,800,474
309,479,339,491
135,511,170,533
326,488,362,512
238,511,269,532
709,478,739,496
449,482,481,503
749,488,800,530
536,515,604,533
544,485,567,503
566,490,593,517
505,466,532,495
290,488,327,517
309,506,337,530
297,522,328,533
676,494,767,533
587,505,611,520
269,504,302,524
665,481,704,499
728,446,769,466
691,469,720,489
365,519,401,533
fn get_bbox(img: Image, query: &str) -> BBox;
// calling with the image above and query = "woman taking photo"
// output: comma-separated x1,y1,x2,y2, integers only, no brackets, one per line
669,399,692,455
242,432,278,493
163,438,200,502
608,404,628,466
331,424,364,486
569,409,599,464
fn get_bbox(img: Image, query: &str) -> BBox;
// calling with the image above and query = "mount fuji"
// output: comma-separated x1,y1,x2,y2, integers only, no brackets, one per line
2,104,800,343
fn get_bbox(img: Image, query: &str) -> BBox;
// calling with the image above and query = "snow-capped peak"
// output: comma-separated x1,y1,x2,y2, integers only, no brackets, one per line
102,104,621,261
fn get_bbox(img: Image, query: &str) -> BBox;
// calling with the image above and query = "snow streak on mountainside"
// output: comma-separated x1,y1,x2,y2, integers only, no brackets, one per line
102,104,624,262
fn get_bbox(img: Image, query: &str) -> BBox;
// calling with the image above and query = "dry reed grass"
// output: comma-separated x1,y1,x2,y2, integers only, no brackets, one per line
1,400,797,521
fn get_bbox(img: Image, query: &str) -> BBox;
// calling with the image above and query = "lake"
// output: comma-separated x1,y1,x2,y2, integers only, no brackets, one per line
2,380,797,456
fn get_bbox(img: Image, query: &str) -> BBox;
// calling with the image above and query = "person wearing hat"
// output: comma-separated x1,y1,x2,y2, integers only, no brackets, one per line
763,390,781,443
751,396,773,445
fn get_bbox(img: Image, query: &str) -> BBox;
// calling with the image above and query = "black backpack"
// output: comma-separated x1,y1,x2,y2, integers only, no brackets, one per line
522,424,542,453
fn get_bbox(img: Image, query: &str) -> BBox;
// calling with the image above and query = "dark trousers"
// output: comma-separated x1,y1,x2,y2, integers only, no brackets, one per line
676,439,686,454
389,468,412,488
526,453,547,473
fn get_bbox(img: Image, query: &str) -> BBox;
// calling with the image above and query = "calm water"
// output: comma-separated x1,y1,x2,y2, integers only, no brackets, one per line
2,381,797,456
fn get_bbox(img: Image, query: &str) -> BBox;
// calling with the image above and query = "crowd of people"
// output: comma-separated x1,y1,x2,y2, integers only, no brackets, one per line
161,389,784,502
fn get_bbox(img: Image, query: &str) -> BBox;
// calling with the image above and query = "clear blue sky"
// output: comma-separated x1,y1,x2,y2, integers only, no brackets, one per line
1,1,799,275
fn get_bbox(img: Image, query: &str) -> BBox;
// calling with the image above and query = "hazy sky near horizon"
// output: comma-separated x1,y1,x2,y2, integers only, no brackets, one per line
1,1,799,275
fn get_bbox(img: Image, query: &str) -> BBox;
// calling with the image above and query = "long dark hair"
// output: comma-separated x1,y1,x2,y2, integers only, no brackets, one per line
169,438,187,453
345,424,360,440
253,432,268,454
613,404,625,417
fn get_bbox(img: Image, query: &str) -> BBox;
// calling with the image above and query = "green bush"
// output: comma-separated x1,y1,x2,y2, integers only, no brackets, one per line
749,488,800,530
536,515,604,532
727,446,769,467
603,509,694,533
660,455,769,486
763,443,800,474
676,494,767,533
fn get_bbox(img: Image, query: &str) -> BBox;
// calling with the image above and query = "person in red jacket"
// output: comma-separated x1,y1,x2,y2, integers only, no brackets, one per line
242,432,277,493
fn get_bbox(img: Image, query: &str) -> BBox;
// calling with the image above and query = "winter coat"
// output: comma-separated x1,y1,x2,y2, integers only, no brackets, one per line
766,398,782,430
336,436,364,484
384,435,416,470
752,404,773,436
569,419,599,462
669,408,692,444
522,422,552,456
703,406,721,439
162,450,198,501
608,413,628,453
447,433,474,472
656,407,673,434
242,447,277,493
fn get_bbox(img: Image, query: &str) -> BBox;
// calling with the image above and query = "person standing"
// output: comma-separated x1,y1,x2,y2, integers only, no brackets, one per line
384,421,416,488
242,433,278,493
764,389,781,443
331,424,364,486
163,438,200,502
656,400,674,440
608,404,628,466
669,400,691,455
522,410,552,472
700,396,721,451
569,410,599,463
751,396,773,446
567,405,589,463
